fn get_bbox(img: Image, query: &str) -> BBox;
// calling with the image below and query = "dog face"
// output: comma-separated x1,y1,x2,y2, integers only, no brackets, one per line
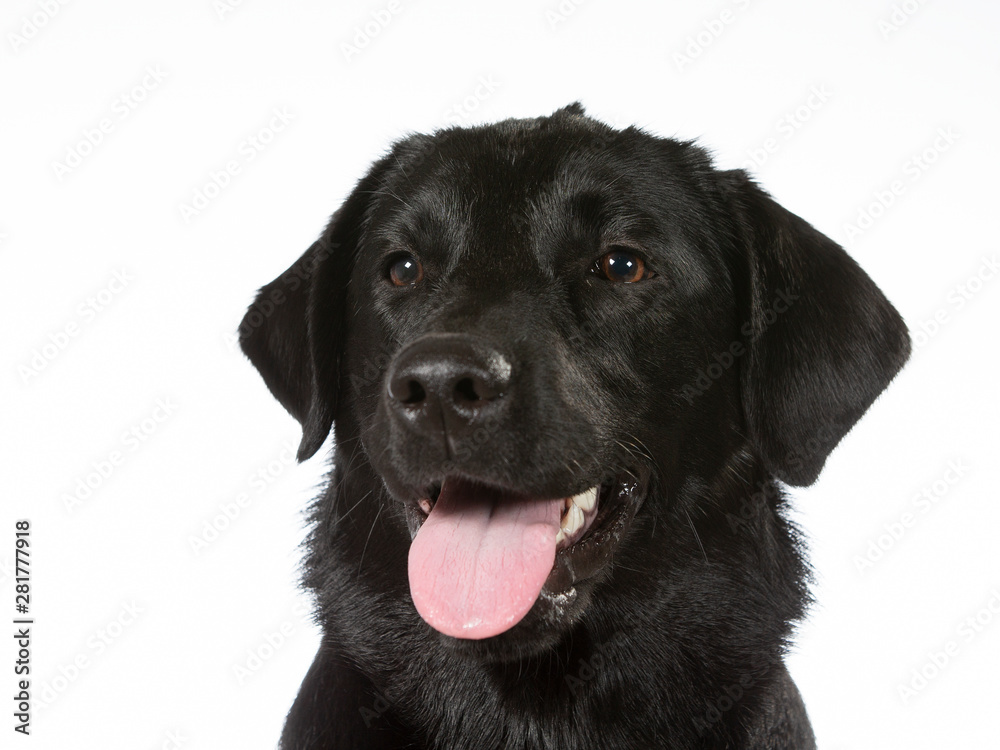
240,104,909,661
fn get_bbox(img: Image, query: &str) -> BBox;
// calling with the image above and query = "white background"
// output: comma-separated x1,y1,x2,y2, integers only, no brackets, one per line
2,1,999,748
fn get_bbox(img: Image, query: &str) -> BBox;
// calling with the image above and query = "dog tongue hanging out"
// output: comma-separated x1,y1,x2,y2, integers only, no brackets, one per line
240,104,910,749
408,479,564,639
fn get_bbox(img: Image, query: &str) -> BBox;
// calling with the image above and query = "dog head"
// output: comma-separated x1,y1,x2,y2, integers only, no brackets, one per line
240,104,910,658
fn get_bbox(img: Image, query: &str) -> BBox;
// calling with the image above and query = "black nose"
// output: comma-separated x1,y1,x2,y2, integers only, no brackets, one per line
386,334,512,439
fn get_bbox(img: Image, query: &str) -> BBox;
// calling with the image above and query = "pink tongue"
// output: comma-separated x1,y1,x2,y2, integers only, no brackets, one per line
408,479,563,639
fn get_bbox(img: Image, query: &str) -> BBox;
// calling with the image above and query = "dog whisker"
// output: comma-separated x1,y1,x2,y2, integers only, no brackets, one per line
356,500,384,580
685,510,708,564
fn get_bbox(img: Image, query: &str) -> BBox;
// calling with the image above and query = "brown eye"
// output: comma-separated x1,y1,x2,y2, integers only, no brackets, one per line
387,254,423,286
597,249,649,283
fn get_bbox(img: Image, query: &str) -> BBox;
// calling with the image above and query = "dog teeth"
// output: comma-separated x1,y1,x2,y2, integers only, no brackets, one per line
571,487,598,512
555,486,599,545
555,505,583,545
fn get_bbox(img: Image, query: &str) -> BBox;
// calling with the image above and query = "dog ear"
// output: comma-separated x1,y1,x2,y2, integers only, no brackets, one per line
239,163,387,461
724,171,911,486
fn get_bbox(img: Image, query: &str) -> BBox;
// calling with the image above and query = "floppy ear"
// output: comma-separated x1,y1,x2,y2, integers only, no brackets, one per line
239,163,387,461
725,170,911,486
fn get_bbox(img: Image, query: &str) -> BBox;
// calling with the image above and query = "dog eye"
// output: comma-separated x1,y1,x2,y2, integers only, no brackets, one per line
387,254,424,286
595,249,650,283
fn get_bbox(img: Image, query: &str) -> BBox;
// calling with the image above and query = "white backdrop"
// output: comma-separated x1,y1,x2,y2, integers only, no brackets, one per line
3,1,999,748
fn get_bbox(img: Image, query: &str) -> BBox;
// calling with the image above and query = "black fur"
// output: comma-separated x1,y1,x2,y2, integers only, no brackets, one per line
239,104,910,749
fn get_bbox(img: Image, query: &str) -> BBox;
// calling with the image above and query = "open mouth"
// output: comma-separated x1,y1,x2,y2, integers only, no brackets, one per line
405,471,648,641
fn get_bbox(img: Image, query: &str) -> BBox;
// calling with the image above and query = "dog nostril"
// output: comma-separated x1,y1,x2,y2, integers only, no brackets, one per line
402,380,426,405
454,377,480,403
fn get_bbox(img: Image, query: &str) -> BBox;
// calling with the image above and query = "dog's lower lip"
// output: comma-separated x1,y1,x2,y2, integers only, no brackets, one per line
543,474,646,593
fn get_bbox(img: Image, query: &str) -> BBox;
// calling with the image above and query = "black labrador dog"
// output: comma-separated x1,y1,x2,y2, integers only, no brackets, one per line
240,104,909,749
